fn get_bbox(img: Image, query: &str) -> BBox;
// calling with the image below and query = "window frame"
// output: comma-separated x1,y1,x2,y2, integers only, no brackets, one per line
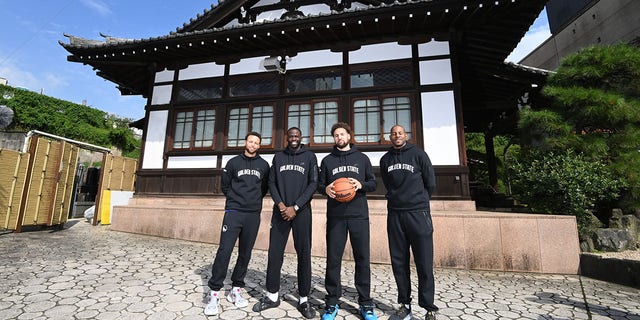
227,72,281,98
225,102,276,150
349,60,413,90
285,98,340,147
174,77,225,102
169,106,217,151
350,93,415,145
285,66,343,94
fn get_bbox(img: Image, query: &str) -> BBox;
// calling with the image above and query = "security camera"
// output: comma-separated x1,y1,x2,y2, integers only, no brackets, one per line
261,56,286,74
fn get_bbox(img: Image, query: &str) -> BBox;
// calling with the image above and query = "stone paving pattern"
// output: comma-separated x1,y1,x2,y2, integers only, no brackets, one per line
1,220,639,320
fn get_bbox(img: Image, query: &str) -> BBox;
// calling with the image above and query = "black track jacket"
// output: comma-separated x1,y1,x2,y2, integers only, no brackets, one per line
318,144,376,219
380,143,436,211
221,153,270,213
268,145,318,211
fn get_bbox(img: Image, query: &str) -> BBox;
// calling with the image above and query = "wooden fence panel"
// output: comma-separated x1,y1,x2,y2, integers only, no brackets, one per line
94,154,137,224
102,154,137,192
0,149,30,230
22,138,61,226
3,135,121,230
49,142,79,226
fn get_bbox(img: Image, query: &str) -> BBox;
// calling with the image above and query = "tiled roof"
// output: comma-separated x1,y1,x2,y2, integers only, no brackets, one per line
59,0,549,133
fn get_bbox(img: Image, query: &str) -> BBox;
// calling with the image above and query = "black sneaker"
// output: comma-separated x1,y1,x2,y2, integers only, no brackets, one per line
297,301,316,319
360,304,377,320
390,304,411,320
252,297,280,312
425,310,437,320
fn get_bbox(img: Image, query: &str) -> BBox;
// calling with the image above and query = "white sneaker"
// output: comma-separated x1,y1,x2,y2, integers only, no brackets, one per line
226,287,249,308
204,291,219,316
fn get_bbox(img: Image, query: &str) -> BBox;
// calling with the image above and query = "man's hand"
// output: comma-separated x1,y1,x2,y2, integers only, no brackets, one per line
277,202,296,221
280,205,296,221
348,177,362,191
325,182,336,198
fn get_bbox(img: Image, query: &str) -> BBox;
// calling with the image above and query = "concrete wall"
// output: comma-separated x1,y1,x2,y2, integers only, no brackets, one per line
0,132,26,151
520,0,640,70
112,196,580,274
580,253,640,288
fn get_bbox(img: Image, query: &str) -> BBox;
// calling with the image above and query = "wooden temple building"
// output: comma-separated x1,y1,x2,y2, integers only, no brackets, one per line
60,0,581,274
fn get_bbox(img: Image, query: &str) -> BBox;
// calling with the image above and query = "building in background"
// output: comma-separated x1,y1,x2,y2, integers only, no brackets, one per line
60,0,547,201
520,0,640,70
57,1,564,258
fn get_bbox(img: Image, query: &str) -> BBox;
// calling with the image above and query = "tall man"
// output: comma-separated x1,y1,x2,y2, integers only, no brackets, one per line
317,122,377,320
252,127,318,319
204,132,270,316
380,125,439,320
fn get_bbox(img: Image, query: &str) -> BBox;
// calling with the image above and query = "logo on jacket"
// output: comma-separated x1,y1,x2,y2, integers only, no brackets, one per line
279,164,306,174
332,165,359,176
387,163,415,173
222,225,228,233
237,169,262,178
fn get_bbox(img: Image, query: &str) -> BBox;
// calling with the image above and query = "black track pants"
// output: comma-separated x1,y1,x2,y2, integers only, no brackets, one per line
387,210,438,311
265,206,313,296
324,218,372,306
208,211,260,291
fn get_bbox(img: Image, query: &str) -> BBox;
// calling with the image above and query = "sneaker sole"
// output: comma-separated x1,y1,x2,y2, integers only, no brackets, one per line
226,295,249,308
204,306,219,316
391,313,411,320
321,308,338,320
252,300,280,312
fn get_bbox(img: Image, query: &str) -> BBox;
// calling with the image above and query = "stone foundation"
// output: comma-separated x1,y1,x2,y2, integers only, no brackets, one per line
111,196,580,274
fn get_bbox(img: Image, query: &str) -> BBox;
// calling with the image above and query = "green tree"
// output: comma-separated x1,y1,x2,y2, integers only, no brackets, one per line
516,44,640,216
465,132,517,194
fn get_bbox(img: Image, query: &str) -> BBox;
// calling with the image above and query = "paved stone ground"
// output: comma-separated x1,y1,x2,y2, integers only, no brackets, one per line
1,219,639,320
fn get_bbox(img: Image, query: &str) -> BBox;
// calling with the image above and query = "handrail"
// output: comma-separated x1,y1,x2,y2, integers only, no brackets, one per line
23,130,112,154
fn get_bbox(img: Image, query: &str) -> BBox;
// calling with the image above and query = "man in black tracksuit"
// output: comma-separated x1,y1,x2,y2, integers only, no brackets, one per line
252,127,318,319
380,125,439,320
318,122,377,320
205,132,270,316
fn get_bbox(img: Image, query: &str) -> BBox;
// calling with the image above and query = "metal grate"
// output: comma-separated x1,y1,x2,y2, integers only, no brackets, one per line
350,64,412,88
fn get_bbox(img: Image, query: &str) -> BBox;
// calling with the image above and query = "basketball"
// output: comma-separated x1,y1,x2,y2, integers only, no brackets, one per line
333,177,356,203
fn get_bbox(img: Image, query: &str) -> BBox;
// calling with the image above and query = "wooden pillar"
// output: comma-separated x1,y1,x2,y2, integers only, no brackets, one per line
484,131,498,191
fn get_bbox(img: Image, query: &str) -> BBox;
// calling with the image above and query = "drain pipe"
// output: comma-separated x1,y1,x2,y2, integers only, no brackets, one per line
23,130,112,154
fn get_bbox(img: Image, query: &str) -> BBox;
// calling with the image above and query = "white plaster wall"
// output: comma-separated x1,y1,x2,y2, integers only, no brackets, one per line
421,91,460,165
142,110,168,169
151,85,172,105
316,152,330,166
349,42,412,64
179,62,225,80
420,59,453,85
261,154,274,166
287,49,342,70
154,70,174,83
230,57,269,75
363,151,386,167
418,40,450,57
167,156,218,169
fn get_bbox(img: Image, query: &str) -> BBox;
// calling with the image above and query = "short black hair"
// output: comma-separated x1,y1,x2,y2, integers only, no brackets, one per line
287,127,302,135
245,131,262,141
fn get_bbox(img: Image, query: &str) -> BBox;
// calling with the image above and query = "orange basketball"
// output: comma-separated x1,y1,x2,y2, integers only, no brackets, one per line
333,177,356,203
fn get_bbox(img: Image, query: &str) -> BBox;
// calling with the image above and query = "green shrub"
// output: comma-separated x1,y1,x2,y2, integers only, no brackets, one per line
507,150,624,239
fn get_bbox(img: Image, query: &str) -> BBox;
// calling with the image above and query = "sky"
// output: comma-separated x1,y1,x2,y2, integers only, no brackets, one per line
0,1,551,121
